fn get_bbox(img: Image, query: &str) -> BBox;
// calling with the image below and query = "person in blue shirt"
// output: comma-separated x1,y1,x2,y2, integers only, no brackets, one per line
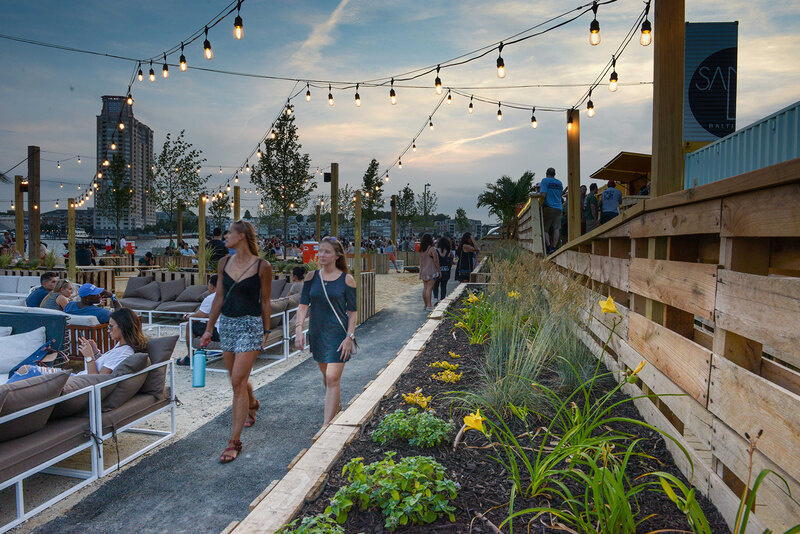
599,180,623,224
26,272,59,307
64,283,121,324
535,167,564,254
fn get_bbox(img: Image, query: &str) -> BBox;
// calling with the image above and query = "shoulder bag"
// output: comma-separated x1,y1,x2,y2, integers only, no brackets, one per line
318,271,359,354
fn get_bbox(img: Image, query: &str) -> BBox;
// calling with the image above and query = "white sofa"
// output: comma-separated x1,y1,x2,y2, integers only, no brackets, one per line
0,276,41,306
0,304,100,327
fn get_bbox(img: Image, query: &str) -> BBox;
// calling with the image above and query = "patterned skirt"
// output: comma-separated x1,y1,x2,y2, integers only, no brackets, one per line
218,314,263,353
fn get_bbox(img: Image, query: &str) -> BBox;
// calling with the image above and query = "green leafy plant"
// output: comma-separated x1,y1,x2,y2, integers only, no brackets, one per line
0,253,12,269
304,259,320,271
28,259,41,270
449,290,492,344
164,260,181,272
277,514,344,534
372,408,453,448
43,250,57,269
325,453,457,530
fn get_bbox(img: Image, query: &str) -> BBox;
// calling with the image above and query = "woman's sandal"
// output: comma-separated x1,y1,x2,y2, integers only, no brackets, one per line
220,439,242,463
244,399,260,427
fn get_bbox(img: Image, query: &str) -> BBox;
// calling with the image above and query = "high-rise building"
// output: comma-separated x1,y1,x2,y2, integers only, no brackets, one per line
94,96,155,233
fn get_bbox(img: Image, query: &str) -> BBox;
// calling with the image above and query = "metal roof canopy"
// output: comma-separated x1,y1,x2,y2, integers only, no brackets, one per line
590,151,651,183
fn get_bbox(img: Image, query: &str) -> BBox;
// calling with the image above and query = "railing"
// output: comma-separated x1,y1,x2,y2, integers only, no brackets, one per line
153,254,195,269
519,157,800,532
0,268,116,293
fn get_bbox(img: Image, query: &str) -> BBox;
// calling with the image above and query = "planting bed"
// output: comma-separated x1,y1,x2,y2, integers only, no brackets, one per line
294,290,729,533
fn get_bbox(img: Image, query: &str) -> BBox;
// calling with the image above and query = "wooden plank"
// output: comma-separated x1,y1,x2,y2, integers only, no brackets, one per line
708,354,800,484
604,221,630,238
589,255,629,292
760,358,800,397
249,480,280,512
221,521,240,534
287,448,308,470
629,258,718,321
715,269,800,356
630,198,721,238
628,312,712,405
722,183,800,237
547,202,645,261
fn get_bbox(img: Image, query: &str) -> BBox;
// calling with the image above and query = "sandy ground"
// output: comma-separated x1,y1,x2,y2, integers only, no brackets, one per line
6,272,424,533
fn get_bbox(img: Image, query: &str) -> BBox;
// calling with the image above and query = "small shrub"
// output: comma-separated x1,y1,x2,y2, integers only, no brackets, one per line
277,514,343,534
372,408,453,448
326,453,457,530
431,369,462,383
44,250,57,269
448,351,461,359
401,388,431,409
164,260,181,272
0,253,12,269
28,259,41,270
429,360,459,371
304,259,320,271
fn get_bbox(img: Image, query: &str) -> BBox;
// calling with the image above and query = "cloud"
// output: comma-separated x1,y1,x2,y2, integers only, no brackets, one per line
289,0,353,72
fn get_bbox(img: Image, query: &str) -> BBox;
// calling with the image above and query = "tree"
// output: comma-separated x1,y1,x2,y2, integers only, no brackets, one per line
454,207,470,234
337,184,355,235
476,171,535,237
149,130,209,241
95,153,134,242
360,159,383,236
415,187,438,234
395,184,416,237
252,113,316,253
244,209,252,220
209,191,231,231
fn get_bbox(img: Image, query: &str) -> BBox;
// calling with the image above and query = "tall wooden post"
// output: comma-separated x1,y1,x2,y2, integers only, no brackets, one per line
330,163,339,237
566,109,581,242
315,204,321,241
354,190,362,324
14,176,24,256
67,198,76,282
28,146,40,260
651,0,685,196
176,202,183,247
233,185,241,221
198,194,206,284
391,194,397,245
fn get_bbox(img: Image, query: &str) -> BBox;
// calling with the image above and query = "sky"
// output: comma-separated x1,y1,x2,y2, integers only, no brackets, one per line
1,0,799,224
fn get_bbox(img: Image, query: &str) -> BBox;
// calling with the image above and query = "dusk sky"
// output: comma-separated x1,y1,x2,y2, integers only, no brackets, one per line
1,0,798,223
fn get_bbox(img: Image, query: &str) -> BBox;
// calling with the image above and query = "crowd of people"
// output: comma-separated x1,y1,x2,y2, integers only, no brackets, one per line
417,232,479,310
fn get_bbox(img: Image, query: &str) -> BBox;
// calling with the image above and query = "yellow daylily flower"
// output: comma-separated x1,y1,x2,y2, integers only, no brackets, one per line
466,292,479,303
508,290,520,299
464,409,486,433
632,360,646,376
599,295,619,315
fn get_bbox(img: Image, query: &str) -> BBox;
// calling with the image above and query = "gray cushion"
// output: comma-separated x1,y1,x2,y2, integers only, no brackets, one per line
140,336,178,399
123,275,154,298
269,294,301,329
282,281,303,298
0,372,70,441
50,374,116,419
125,281,160,301
158,279,186,303
119,297,161,311
175,285,208,302
102,353,150,412
270,278,287,299
155,301,199,313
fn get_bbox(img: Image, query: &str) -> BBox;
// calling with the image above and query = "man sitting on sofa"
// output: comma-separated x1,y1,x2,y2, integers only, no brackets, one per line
64,283,122,323
26,272,59,307
178,274,220,366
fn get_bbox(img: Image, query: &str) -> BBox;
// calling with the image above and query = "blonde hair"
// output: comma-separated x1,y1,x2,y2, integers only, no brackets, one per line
53,279,72,294
321,236,348,273
230,220,258,256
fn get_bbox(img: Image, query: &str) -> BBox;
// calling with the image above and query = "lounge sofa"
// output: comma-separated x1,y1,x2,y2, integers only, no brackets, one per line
0,335,178,532
0,275,42,306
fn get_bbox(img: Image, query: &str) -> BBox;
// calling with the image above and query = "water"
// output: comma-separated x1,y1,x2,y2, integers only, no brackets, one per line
43,237,201,260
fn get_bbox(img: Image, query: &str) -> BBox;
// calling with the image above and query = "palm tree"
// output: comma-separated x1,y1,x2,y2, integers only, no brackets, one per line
477,171,535,237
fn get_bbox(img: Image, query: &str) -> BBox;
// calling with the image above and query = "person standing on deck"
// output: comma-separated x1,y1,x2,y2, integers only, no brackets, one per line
599,180,623,224
584,183,599,232
535,167,563,255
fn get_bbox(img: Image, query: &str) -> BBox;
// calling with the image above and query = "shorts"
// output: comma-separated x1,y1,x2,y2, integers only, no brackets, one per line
191,320,220,341
542,206,562,234
600,211,618,224
388,253,396,261
218,314,263,353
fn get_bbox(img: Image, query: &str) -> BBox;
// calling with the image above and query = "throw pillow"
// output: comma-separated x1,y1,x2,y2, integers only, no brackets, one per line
102,353,151,411
139,336,178,399
0,372,70,441
50,373,116,419
0,327,47,376
0,326,12,337
158,279,186,302
122,275,154,298
270,278,287,300
175,285,208,302
126,281,160,301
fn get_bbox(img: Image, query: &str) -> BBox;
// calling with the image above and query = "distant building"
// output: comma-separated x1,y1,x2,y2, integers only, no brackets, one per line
435,218,483,238
94,96,155,234
41,208,94,231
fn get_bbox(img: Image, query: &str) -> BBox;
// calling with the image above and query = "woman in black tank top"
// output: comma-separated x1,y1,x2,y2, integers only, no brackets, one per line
201,221,273,463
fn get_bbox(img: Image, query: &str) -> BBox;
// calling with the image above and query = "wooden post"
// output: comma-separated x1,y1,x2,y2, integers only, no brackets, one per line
354,190,362,324
233,185,241,221
14,176,24,256
68,198,76,282
315,204,321,241
566,109,581,242
650,0,685,196
330,163,339,237
176,202,183,247
198,194,207,284
391,194,397,246
28,146,41,260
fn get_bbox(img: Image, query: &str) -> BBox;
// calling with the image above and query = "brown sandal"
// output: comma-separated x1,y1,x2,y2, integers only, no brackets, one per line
220,439,242,463
244,399,260,427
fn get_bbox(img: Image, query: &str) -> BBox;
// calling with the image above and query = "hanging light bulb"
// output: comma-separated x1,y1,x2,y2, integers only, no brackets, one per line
77,156,81,164
162,53,169,78
57,161,61,169
389,79,396,105
60,182,63,188
306,83,311,102
496,42,506,78
138,64,144,82
328,84,334,106
446,92,452,105
226,184,231,192
587,90,595,117
608,55,618,92
55,200,59,208
97,171,102,178
149,61,155,82
260,202,264,209
110,142,116,150
468,95,474,114
429,117,434,130
589,1,601,45
270,129,276,140
235,174,240,183
244,162,250,173
219,166,223,174
180,43,187,71
354,84,361,107
398,159,402,169
103,159,110,167
233,1,243,40
531,107,538,128
497,102,503,121
203,27,213,60
196,166,201,174
257,145,262,158
567,110,574,131
126,93,133,105
119,121,125,130
434,65,442,94
384,174,389,182
412,141,417,152
286,102,293,116
640,2,652,46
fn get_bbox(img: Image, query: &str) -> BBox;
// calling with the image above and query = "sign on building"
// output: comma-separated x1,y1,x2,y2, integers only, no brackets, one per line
683,22,738,141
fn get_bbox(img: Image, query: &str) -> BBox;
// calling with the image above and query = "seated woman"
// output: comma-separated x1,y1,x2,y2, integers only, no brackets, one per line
8,308,148,383
39,279,75,311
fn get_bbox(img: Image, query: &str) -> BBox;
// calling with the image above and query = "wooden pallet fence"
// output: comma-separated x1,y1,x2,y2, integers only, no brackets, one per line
359,271,376,324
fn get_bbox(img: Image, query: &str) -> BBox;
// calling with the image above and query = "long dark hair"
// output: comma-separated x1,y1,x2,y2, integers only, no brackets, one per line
436,236,451,254
420,233,434,252
321,236,348,273
110,308,147,352
458,232,473,251
230,220,258,256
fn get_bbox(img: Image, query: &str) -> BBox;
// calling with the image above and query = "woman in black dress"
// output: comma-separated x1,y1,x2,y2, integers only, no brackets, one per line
455,232,480,282
294,237,358,425
432,236,453,303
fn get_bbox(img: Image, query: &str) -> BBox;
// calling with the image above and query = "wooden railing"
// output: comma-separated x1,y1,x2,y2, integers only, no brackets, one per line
517,157,800,532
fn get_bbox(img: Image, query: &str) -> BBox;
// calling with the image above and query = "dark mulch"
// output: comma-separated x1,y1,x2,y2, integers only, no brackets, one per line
297,291,730,533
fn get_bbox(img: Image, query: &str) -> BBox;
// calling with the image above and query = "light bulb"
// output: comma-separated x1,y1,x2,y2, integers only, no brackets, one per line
257,146,262,158
412,143,417,152
531,108,538,128
126,93,133,105
590,19,601,45
226,184,231,192
162,54,169,78
244,163,249,173
235,174,240,182
354,84,361,107
57,161,61,169
468,96,474,114
77,156,81,163
234,12,243,40
55,201,59,208
587,99,595,117
434,65,442,94
567,114,573,131
390,88,396,105
219,166,223,173
398,160,402,169
384,175,389,182
447,92,452,105
60,182,63,188
204,27,213,60
286,105,293,116
111,142,116,150
609,70,618,92
328,84,334,106
103,159,109,167
149,61,155,82
429,118,434,130
180,43,187,71
497,104,503,121
306,85,311,101
138,67,143,82
496,58,505,78
260,203,264,209
97,172,102,178
640,19,652,46
119,121,125,130
270,129,276,140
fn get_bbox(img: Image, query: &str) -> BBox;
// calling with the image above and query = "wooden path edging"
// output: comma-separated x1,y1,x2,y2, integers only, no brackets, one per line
229,283,468,534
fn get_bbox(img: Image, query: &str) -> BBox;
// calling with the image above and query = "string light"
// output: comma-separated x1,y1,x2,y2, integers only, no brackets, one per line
57,161,61,169
609,55,618,92
137,64,143,82
468,95,474,114
354,84,361,107
567,109,574,131
285,102,293,115
306,83,311,102
218,166,223,173
446,91,452,105
398,159,402,169
412,142,417,152
180,43,187,71
244,162,249,173
60,182,63,188
587,90,595,117
203,27,213,60
149,61,155,82
97,171,102,178
77,156,81,164
531,107,537,128
162,53,169,78
434,65,442,95
235,174,240,183
270,129,276,140
384,174,389,182
640,1,652,46
389,79,396,105
589,1,601,45
428,117,434,130
55,200,59,208
102,159,110,166
328,84,334,106
110,142,116,150
119,121,125,130
256,145,262,158
260,202,264,209
496,42,506,78
497,102,503,121
233,1,243,40
126,93,133,106
226,184,231,192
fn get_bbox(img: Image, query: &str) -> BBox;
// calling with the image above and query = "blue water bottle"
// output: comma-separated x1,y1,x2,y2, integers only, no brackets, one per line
192,349,206,388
